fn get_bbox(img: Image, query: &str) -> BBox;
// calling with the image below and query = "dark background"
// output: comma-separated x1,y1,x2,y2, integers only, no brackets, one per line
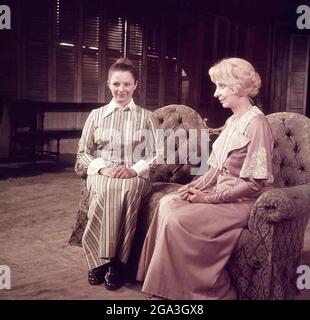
0,0,309,162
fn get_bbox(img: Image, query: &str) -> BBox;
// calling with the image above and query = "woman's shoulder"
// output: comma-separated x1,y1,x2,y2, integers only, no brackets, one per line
92,104,110,113
135,104,151,113
135,105,154,119
240,106,268,131
245,111,272,137
248,111,269,127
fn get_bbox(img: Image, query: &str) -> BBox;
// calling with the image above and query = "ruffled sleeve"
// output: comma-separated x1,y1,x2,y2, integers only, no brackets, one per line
239,114,274,183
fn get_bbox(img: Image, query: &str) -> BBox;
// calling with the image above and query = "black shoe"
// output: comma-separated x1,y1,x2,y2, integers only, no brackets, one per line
104,260,125,290
88,263,109,285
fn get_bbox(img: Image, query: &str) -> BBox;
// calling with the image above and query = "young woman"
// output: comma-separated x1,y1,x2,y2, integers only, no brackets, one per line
77,58,161,290
137,57,274,300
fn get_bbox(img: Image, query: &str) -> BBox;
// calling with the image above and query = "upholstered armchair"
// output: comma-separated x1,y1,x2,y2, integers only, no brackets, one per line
69,106,310,300
226,112,310,299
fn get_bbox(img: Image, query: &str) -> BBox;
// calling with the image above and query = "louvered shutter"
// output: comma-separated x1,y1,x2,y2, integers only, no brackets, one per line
56,0,76,102
127,21,143,105
287,35,310,114
248,26,272,111
164,23,179,105
145,25,161,108
23,0,49,101
105,15,125,102
0,0,17,96
82,0,100,102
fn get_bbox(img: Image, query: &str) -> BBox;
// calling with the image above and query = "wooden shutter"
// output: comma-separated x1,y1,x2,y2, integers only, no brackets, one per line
287,35,310,114
248,26,272,111
127,20,144,105
56,0,76,102
145,24,161,109
82,0,100,102
104,15,125,102
106,17,124,53
22,0,49,101
269,24,291,113
164,23,180,105
0,0,18,96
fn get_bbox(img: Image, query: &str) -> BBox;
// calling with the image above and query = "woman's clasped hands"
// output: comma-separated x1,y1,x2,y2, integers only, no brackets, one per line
178,184,209,203
99,166,137,179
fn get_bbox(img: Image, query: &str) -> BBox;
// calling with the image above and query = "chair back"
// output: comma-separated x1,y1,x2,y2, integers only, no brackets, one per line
267,112,310,188
151,104,207,184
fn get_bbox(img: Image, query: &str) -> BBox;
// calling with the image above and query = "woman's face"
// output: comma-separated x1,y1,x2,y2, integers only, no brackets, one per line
108,70,137,107
213,82,239,109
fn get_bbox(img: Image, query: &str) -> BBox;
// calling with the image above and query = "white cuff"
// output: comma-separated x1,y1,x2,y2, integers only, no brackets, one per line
131,160,150,179
87,158,106,175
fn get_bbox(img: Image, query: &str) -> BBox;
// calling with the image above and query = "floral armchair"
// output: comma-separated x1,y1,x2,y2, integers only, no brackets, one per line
69,106,310,300
227,112,310,299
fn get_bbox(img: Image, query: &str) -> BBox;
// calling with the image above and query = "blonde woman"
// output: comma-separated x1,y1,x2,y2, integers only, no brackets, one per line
137,58,274,300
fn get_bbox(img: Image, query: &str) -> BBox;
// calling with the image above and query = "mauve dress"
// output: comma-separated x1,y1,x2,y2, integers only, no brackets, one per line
136,106,274,300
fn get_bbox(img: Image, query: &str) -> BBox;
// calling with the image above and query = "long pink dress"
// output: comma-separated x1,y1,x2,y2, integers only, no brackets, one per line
136,106,274,300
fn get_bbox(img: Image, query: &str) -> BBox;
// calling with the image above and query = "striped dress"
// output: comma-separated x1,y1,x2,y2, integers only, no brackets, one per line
76,99,160,270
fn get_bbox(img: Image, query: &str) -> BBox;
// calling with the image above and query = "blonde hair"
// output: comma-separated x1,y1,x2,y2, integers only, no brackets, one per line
208,58,261,98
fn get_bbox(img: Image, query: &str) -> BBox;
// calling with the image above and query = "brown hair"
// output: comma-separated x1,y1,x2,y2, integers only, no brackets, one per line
108,58,138,83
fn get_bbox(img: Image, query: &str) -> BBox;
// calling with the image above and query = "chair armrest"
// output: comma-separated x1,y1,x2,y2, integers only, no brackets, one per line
74,159,88,178
203,117,224,136
237,183,310,298
249,183,310,229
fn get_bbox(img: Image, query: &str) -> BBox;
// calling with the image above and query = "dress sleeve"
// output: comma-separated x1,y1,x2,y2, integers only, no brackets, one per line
76,110,101,174
203,114,274,204
204,178,264,204
192,167,219,190
239,114,274,181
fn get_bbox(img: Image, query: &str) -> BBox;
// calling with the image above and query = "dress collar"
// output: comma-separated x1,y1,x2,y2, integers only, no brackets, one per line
101,98,137,119
209,106,264,170
227,106,263,134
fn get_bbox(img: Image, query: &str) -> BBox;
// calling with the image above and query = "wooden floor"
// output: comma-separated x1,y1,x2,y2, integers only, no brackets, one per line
0,162,310,300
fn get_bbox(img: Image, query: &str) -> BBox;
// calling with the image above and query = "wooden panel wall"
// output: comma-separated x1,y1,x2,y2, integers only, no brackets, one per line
199,14,250,126
2,2,310,115
247,25,273,113
0,0,18,97
269,24,310,115
269,24,291,113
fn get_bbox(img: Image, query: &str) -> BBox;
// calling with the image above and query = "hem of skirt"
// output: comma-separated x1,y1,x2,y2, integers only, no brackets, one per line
141,285,237,300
